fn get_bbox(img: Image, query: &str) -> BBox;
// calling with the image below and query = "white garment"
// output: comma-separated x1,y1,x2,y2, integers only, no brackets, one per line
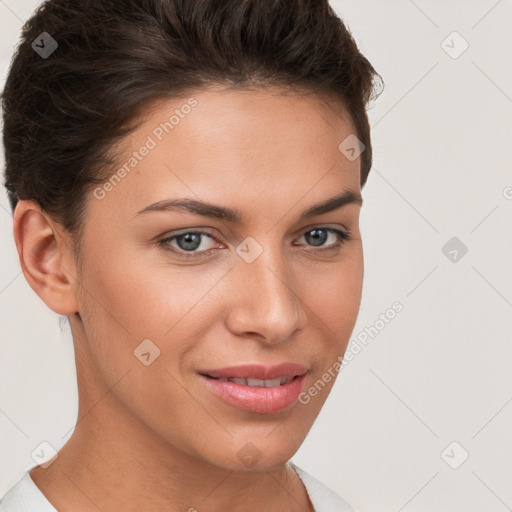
0,461,356,512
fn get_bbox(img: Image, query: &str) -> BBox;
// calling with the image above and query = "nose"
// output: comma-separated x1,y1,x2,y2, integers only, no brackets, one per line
224,243,307,344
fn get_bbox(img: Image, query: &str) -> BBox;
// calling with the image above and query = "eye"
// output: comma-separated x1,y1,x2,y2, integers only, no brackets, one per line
158,230,220,259
158,227,351,260
295,227,351,252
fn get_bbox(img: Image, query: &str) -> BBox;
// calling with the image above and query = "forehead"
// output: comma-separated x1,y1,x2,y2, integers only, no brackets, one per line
88,87,361,224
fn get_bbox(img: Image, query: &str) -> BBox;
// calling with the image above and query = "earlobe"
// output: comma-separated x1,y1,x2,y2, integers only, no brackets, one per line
12,200,80,316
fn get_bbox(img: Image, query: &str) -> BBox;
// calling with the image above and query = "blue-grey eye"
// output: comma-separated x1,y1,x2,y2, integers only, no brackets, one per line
304,228,329,247
175,232,203,251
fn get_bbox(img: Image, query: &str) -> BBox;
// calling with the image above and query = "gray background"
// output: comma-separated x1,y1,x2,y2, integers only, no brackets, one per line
1,1,511,510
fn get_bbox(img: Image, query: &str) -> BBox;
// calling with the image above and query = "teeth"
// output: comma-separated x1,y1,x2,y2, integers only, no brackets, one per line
207,374,298,386
263,378,282,387
246,378,265,387
214,376,294,387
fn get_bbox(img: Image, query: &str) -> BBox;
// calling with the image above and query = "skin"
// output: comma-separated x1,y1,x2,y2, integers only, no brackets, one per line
13,86,364,512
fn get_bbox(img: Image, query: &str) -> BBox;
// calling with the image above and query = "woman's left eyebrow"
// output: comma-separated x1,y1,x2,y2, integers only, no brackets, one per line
134,189,362,223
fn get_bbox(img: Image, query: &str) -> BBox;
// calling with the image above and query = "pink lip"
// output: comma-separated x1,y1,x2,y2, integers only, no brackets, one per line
198,363,309,414
198,363,308,380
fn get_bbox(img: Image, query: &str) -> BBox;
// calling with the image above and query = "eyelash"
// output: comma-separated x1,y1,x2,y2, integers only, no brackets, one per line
157,227,352,260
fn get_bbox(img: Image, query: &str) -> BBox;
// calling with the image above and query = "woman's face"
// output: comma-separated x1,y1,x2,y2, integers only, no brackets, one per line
71,87,364,471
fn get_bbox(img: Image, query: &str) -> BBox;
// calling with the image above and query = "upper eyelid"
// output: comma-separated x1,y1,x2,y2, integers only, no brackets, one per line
166,221,349,235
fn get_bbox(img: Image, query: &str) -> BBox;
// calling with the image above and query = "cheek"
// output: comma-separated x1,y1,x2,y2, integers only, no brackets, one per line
306,244,363,335
80,239,215,337
75,241,230,388
75,254,208,437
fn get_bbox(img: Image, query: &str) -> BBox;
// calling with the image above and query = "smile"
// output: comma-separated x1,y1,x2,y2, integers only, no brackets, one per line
199,372,307,414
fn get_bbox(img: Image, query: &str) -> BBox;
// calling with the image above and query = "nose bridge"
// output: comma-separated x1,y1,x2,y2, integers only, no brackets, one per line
229,237,304,341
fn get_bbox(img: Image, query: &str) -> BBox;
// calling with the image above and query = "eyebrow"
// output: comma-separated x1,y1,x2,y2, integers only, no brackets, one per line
135,189,362,222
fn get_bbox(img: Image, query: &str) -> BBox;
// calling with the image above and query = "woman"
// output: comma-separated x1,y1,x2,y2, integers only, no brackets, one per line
0,0,383,510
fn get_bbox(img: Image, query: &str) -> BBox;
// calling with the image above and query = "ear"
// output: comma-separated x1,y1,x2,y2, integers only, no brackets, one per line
12,199,80,316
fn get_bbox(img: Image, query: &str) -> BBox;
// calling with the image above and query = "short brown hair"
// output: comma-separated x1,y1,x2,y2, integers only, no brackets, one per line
1,0,383,254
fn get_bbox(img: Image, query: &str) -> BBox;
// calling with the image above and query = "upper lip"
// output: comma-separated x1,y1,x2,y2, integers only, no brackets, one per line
199,363,309,380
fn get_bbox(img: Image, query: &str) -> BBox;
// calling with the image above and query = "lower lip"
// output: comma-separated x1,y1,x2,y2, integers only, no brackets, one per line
199,373,307,414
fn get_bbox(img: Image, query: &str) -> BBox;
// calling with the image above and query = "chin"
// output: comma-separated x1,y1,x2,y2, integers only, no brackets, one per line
201,434,304,473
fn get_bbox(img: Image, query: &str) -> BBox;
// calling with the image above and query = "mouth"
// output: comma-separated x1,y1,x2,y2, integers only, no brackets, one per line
197,363,309,414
